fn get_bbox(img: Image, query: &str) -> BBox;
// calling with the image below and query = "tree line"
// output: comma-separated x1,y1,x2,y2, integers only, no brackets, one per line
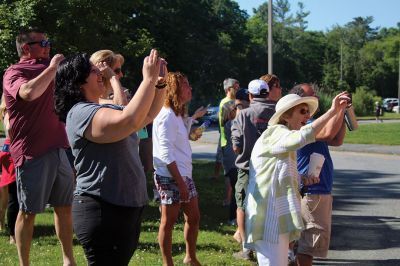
1,0,399,107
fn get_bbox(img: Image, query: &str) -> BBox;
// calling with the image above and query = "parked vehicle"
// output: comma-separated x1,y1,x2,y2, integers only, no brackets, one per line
383,98,399,111
387,99,398,112
201,106,219,124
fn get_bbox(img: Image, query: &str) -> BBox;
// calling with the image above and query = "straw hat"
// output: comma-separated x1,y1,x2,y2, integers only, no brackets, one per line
268,94,319,126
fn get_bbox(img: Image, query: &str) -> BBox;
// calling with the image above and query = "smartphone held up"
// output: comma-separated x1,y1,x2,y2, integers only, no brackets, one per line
159,58,167,78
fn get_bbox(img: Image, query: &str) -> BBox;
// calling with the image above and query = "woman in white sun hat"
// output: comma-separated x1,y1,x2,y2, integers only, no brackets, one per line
244,91,350,266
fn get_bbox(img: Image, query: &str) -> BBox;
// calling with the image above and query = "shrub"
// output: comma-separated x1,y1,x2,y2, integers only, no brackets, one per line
315,91,333,118
352,86,375,116
312,84,334,118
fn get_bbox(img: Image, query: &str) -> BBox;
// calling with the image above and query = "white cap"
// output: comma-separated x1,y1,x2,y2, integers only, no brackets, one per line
248,79,269,96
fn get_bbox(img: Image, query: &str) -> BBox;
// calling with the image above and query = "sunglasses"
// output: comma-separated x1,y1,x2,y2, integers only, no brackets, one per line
113,68,122,74
27,40,51,48
299,108,310,115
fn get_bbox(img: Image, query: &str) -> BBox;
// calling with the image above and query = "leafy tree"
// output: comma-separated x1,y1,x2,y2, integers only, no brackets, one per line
359,33,400,97
0,0,398,105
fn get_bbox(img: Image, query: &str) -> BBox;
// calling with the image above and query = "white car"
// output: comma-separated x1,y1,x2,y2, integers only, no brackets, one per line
383,98,398,111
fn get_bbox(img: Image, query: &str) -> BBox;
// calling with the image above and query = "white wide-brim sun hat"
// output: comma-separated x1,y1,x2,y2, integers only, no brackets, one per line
268,94,319,126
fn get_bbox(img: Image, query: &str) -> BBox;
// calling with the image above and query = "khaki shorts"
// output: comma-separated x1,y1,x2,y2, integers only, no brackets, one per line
297,194,332,258
16,149,74,214
234,169,249,209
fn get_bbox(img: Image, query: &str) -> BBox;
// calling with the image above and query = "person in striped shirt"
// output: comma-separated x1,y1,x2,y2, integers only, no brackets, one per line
245,92,349,266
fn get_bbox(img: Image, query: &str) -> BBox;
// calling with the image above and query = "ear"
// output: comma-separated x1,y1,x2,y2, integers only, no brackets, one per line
21,43,30,55
281,112,291,123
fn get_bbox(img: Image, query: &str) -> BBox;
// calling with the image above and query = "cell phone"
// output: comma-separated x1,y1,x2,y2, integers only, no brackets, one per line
345,92,352,108
159,58,167,77
347,93,352,104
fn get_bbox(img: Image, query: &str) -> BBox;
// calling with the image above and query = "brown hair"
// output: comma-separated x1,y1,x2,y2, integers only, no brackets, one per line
16,28,45,57
165,72,187,116
260,74,280,88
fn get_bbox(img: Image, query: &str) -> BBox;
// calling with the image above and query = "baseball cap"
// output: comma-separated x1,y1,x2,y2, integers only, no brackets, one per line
248,79,269,96
235,88,250,101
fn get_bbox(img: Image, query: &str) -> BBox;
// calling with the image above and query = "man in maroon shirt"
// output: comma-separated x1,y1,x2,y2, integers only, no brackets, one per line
3,28,76,266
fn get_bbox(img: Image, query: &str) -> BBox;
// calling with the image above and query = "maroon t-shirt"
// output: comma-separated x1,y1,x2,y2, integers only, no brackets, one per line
2,58,69,167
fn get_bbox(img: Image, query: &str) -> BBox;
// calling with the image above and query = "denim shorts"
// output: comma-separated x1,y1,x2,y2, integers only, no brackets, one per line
154,174,198,205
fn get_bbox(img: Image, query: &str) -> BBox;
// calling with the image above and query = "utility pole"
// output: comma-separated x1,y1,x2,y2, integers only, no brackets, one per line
268,0,273,74
398,49,400,113
340,42,343,82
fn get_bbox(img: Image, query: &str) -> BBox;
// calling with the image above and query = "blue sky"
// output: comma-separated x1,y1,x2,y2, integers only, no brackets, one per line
235,0,400,31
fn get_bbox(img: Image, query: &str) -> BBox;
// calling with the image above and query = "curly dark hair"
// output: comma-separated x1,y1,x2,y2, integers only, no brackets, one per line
54,53,90,122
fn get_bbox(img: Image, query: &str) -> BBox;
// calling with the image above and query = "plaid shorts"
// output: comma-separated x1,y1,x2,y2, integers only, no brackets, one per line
154,174,198,205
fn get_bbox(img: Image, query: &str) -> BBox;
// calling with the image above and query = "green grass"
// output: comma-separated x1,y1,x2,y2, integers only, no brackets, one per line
0,161,255,266
344,122,400,145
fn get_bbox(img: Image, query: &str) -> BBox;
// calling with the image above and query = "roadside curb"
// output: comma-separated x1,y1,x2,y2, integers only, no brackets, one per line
330,144,400,156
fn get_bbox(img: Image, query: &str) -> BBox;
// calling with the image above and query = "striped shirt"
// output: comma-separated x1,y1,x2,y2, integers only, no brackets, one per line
245,123,315,247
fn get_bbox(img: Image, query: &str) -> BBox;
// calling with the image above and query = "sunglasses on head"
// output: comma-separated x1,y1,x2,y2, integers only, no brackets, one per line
27,40,51,48
113,68,122,74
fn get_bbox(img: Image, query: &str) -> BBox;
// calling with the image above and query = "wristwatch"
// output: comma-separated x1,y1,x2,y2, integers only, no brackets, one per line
155,82,167,89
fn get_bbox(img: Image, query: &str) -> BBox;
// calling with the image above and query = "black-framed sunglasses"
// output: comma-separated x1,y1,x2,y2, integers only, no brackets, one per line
113,68,122,74
26,40,51,48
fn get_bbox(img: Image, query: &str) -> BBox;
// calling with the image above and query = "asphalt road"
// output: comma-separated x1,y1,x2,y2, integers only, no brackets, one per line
316,151,400,265
191,130,400,266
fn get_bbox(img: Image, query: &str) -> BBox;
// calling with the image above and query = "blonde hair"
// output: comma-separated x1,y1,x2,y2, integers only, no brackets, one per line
115,53,125,66
90,50,125,91
165,72,188,116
